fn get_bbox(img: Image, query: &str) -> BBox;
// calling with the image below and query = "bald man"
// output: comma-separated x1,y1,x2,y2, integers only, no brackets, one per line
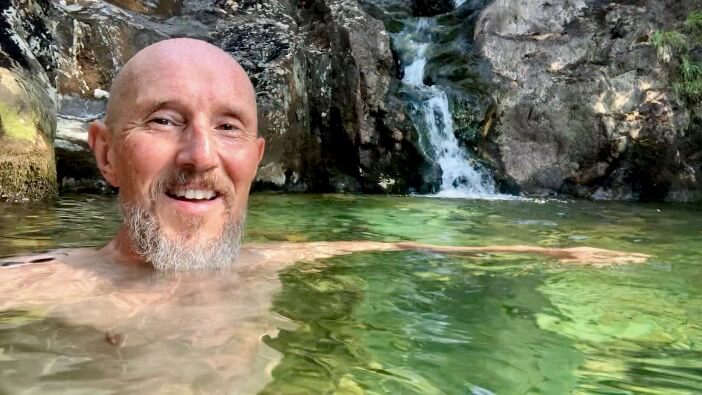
0,38,648,392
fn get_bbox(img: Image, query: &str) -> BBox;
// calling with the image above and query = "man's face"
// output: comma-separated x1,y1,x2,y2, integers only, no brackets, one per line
97,44,264,269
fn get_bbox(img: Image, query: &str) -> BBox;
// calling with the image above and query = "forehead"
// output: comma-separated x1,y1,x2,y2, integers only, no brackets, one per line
128,53,256,121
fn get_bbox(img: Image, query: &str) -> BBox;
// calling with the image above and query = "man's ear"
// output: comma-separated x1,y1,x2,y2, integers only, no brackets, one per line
88,121,120,187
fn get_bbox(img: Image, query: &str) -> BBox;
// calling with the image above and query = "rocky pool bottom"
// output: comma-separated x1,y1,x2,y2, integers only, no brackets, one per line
1,193,701,394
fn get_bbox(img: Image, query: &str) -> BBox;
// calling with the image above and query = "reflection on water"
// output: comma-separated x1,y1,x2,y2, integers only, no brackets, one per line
1,194,702,393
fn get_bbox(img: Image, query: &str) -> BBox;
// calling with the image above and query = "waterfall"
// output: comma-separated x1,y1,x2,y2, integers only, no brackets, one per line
395,16,500,198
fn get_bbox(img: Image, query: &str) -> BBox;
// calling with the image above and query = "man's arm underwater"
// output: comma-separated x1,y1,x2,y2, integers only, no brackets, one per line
245,241,651,269
0,242,650,273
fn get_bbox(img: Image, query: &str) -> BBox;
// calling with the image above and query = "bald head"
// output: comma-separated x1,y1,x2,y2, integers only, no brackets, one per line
105,38,257,131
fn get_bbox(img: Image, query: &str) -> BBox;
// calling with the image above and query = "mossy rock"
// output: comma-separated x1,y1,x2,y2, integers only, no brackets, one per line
0,68,57,200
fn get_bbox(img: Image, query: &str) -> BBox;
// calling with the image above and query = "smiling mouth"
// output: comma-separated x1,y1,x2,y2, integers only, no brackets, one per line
165,188,220,202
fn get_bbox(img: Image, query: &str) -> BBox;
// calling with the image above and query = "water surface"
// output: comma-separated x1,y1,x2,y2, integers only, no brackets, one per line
1,194,701,394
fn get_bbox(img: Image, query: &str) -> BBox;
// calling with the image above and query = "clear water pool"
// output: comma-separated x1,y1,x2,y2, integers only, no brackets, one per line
1,194,701,394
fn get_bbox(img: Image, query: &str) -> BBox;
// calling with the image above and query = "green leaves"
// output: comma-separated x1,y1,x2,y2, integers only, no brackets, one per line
650,11,702,104
651,30,688,61
681,56,702,78
685,10,702,32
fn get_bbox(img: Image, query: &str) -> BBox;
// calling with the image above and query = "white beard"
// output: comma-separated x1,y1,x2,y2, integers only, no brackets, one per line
122,204,245,272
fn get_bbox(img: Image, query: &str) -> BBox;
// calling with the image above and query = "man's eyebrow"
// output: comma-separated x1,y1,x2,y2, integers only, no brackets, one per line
142,100,182,115
221,110,249,125
140,100,250,122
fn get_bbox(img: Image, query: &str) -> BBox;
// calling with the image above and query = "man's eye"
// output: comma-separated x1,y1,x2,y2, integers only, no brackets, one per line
219,124,238,132
150,118,173,126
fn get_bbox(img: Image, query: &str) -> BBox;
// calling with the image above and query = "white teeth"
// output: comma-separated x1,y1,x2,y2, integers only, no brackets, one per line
172,189,216,200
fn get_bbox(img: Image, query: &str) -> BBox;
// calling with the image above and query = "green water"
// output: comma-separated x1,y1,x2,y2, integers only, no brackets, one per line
1,194,702,394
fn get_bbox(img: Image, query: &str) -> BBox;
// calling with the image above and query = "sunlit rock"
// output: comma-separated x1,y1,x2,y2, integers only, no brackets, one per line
0,68,57,200
476,0,699,201
0,0,58,200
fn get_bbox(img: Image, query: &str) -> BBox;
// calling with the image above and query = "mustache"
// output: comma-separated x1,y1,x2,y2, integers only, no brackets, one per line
150,169,229,201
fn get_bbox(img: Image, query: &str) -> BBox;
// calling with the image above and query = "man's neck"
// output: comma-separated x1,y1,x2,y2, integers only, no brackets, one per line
101,227,149,266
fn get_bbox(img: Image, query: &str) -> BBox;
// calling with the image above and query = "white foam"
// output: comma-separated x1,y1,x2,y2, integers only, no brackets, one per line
397,16,505,199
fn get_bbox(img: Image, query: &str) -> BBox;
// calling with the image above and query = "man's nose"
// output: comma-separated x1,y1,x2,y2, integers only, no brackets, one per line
175,121,218,172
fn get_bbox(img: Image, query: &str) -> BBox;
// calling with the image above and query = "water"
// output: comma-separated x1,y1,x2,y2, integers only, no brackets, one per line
394,12,499,198
1,194,702,394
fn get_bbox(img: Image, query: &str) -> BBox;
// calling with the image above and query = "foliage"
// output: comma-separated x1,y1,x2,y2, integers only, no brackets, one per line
685,10,702,32
651,10,702,104
651,30,688,61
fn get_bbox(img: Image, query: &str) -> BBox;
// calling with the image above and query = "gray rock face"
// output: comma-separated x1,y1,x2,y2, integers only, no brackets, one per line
475,0,702,200
5,0,702,200
212,0,427,192
13,0,427,194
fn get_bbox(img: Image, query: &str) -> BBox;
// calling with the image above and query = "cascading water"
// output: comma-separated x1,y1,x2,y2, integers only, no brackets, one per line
393,7,503,199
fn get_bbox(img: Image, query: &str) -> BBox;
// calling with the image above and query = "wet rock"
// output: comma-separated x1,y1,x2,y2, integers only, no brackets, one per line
54,95,108,193
0,68,57,200
476,0,702,200
0,0,58,200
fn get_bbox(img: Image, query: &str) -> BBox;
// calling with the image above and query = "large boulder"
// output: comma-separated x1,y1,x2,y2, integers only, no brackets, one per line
0,69,57,201
475,0,702,200
0,0,58,200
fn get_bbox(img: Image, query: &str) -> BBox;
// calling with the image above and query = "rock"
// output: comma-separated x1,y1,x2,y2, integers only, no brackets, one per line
8,0,701,201
475,0,702,200
0,68,57,200
0,0,58,200
38,0,427,194
412,0,455,17
213,0,427,193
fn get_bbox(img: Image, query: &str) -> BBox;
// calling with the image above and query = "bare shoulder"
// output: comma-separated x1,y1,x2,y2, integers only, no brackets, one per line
1,251,63,269
0,248,100,270
0,248,108,309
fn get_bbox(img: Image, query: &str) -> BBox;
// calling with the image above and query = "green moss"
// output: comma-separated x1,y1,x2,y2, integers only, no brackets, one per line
0,101,36,142
0,137,57,201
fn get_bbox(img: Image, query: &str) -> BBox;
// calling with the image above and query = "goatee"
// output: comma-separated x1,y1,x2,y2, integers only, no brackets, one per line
120,168,244,271
123,204,245,271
